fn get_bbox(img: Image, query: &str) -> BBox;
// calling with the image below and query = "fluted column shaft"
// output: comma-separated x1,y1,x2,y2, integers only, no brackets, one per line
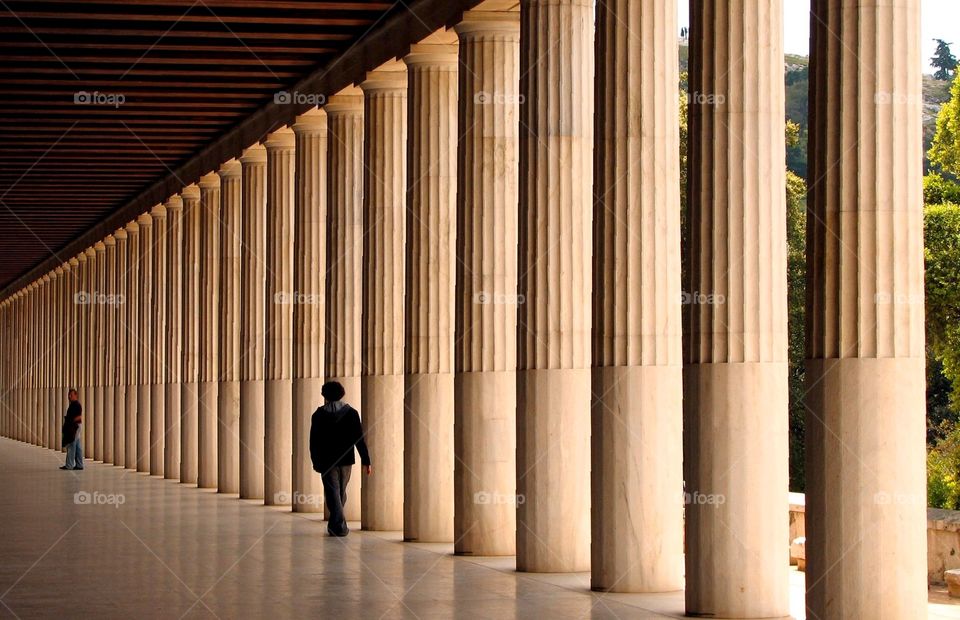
123,224,139,470
180,185,201,483
292,111,326,513
264,128,296,507
324,88,365,521
805,1,926,617
198,173,221,489
591,0,683,593
113,229,128,466
102,236,117,464
218,160,242,494
516,0,593,572
82,248,96,458
684,2,789,616
93,242,106,461
149,205,167,476
360,63,407,531
164,197,183,479
453,11,520,557
41,275,51,448
239,145,267,500
403,40,457,543
136,213,153,473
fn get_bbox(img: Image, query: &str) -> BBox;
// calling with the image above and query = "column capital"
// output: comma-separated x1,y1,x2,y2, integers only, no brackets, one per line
41,273,51,283
113,227,127,240
455,9,520,38
150,203,166,219
84,246,96,259
218,158,242,178
68,256,80,268
104,234,116,246
324,86,364,115
240,143,267,164
263,126,295,150
181,183,201,201
164,195,183,211
136,212,153,227
125,220,140,235
404,42,459,68
94,240,106,253
360,59,407,93
292,107,327,135
198,171,220,190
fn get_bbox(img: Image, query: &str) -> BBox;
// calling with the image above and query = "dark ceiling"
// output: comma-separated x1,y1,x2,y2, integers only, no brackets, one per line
0,0,398,292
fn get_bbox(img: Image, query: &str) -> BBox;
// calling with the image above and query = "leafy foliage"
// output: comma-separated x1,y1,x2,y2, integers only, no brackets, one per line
930,72,960,178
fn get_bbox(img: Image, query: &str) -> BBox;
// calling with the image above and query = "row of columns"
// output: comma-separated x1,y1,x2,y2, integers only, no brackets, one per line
0,1,925,617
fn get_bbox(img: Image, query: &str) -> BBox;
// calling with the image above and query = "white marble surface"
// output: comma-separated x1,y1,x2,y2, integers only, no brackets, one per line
0,437,957,619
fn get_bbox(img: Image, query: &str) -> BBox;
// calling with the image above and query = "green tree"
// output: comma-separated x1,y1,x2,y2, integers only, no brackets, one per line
932,39,958,81
925,204,960,416
930,72,960,178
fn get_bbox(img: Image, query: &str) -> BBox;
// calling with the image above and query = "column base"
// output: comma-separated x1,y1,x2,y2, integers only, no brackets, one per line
198,380,219,489
102,385,115,465
113,384,125,467
591,365,683,593
516,367,591,573
217,380,240,494
180,381,198,484
403,372,454,542
264,378,292,506
94,384,105,461
360,374,403,531
150,383,165,476
454,370,516,557
683,361,790,619
124,385,137,470
239,380,265,499
292,377,323,513
164,383,181,480
805,357,927,619
136,383,151,473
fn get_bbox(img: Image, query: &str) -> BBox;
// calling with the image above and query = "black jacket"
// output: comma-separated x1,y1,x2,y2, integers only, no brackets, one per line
309,402,371,475
61,401,82,447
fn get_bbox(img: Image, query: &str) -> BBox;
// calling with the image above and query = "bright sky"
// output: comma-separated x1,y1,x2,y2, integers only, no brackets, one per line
677,0,960,75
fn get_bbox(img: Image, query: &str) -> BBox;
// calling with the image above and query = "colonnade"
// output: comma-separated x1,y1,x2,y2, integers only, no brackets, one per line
0,1,926,617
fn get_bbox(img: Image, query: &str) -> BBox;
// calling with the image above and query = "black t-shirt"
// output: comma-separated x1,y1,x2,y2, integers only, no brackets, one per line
309,404,371,475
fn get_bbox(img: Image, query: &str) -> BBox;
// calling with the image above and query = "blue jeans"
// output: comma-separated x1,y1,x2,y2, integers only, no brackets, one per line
65,424,83,469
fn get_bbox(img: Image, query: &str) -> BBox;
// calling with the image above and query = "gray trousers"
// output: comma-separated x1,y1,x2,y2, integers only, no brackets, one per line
321,465,353,536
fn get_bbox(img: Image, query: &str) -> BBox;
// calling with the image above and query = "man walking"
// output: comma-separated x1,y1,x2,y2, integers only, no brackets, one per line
309,381,371,536
60,388,83,470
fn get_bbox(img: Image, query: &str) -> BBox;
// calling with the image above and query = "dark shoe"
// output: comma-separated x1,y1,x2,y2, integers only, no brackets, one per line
59,466,72,470
74,467,84,470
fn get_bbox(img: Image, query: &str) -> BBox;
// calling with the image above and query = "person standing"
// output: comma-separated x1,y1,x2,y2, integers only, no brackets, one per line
60,389,83,470
309,381,371,536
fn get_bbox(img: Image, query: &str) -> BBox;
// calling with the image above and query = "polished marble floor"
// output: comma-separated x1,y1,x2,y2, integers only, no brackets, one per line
0,436,957,619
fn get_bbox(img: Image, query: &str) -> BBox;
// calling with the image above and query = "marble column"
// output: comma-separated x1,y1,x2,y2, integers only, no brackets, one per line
40,274,51,449
324,86,364,521
292,109,326,513
82,247,96,460
516,0,593,572
113,228,128,466
403,36,457,543
136,212,153,473
124,222,140,470
93,241,106,462
164,195,183,479
684,2,789,616
150,203,167,476
264,127,295,507
218,159,242,494
239,144,267,500
805,1,927,617
198,172,221,489
180,183,201,484
360,60,407,531
591,0,683,593
102,235,117,464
